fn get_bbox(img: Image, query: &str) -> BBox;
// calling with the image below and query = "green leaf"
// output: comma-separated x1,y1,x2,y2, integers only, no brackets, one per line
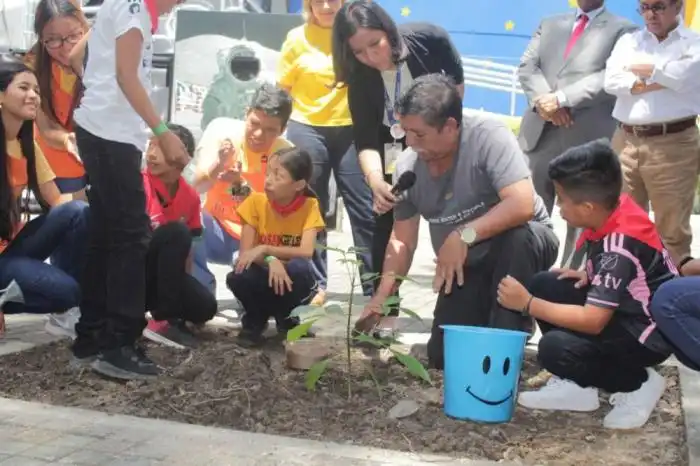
383,296,401,307
352,332,383,347
319,245,346,254
286,318,318,342
337,258,361,265
394,274,418,284
348,246,369,253
305,358,330,391
290,305,318,318
360,272,380,282
391,350,432,384
399,307,424,322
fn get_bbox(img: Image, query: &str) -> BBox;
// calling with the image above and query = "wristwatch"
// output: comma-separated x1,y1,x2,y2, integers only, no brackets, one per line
460,226,477,246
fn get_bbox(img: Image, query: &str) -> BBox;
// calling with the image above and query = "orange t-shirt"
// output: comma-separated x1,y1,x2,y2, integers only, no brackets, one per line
198,118,292,240
34,61,84,179
1,140,56,252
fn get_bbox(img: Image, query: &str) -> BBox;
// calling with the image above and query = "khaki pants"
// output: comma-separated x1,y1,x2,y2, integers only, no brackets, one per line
611,126,700,263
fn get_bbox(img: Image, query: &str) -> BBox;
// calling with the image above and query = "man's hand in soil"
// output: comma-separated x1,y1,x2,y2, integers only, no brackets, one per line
0,311,5,337
355,297,384,333
497,275,532,312
268,259,292,296
433,230,468,294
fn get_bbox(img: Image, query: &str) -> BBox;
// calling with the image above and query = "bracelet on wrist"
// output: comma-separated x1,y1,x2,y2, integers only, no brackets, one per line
678,256,694,276
152,121,169,137
264,255,277,264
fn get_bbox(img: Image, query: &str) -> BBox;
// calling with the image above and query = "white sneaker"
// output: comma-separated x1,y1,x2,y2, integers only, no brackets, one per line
45,307,80,339
518,376,600,412
604,368,666,429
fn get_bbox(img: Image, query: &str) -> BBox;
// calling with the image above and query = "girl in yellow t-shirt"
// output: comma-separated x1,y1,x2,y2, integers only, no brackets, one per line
278,0,374,306
228,147,325,347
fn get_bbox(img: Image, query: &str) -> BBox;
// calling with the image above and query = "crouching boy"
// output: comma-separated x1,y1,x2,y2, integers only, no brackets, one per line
497,140,676,429
142,124,217,348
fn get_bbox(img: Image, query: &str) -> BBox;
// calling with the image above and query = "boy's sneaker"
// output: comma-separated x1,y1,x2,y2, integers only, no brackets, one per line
91,345,160,380
604,368,666,429
143,319,198,349
518,376,600,412
45,307,81,339
236,328,266,348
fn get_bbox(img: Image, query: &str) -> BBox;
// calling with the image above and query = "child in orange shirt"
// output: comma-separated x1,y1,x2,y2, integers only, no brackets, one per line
228,147,325,347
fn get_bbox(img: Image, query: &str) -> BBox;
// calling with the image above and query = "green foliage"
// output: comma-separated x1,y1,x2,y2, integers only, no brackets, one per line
287,245,432,398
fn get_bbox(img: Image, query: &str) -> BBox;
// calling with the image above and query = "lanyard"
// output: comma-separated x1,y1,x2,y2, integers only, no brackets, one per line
383,66,402,125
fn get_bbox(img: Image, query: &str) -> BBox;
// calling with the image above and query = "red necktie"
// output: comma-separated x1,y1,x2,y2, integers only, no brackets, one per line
564,14,589,58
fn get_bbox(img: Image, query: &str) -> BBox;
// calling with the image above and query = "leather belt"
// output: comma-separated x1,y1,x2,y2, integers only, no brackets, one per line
619,117,697,138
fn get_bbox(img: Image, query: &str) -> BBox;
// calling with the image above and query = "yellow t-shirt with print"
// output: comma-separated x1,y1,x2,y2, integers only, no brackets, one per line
277,23,351,127
199,118,293,239
236,192,325,248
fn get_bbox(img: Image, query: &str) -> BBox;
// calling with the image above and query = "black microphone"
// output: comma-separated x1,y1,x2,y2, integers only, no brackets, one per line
391,171,416,195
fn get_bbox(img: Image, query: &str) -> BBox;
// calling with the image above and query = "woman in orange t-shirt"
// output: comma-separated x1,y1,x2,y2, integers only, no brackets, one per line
27,0,89,197
0,54,89,338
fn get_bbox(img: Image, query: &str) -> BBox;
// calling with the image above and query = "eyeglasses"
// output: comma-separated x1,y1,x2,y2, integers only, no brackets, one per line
42,31,84,50
637,2,670,15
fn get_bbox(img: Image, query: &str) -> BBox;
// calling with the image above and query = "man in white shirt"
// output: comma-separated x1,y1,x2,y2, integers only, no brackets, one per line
604,0,700,265
72,0,188,381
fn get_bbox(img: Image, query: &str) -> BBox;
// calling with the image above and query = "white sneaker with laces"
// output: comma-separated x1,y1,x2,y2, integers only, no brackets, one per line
604,368,666,429
518,376,600,411
45,307,80,339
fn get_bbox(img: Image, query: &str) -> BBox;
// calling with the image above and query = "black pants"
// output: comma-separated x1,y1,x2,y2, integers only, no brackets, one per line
285,122,375,295
146,222,217,324
226,258,317,333
74,126,150,352
428,222,559,369
530,271,669,393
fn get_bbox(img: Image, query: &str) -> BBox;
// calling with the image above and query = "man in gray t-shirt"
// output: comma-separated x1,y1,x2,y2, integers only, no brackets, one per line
358,74,560,370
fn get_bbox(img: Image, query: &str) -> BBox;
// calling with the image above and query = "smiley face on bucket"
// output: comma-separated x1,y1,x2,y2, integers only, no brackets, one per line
465,354,514,406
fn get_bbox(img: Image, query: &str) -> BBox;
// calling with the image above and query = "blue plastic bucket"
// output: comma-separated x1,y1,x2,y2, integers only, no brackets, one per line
441,325,529,423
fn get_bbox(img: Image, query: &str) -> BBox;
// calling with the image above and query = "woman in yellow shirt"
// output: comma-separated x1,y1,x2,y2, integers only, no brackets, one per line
228,147,325,347
0,53,89,337
278,0,374,306
27,0,89,197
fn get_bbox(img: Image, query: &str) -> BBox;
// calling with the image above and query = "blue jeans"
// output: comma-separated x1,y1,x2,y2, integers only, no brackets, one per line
192,213,240,294
0,200,89,314
226,258,316,332
54,176,87,194
651,277,700,370
285,121,374,295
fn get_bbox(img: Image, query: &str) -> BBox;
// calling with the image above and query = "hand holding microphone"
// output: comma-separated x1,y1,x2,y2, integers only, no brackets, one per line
368,170,416,215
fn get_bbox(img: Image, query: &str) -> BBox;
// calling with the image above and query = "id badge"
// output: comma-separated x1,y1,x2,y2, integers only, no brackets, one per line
384,142,402,177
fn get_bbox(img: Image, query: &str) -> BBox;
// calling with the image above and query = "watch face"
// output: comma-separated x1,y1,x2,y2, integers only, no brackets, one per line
460,228,476,244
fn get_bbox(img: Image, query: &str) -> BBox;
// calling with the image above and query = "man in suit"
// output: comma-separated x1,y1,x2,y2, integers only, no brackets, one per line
518,0,636,268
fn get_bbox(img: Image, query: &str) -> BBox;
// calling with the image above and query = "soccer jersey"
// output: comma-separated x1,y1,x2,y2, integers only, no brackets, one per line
578,194,677,354
142,170,202,235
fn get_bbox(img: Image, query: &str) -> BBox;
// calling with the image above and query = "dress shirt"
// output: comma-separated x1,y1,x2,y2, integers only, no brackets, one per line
555,6,606,107
604,24,700,124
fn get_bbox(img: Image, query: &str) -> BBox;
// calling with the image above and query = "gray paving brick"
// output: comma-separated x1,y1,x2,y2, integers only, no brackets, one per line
0,440,37,456
55,449,119,465
87,437,146,455
102,457,163,466
43,434,99,450
0,456,53,466
20,443,78,462
9,427,62,444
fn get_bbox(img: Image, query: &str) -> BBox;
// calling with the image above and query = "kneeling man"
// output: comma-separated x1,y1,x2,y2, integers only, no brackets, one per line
360,74,559,369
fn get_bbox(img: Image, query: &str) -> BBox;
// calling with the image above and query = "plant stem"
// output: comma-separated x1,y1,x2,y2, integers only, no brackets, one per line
346,271,354,400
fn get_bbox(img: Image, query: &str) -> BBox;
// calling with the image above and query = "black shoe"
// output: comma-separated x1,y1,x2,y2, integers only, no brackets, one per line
143,319,198,349
236,328,266,348
91,345,160,380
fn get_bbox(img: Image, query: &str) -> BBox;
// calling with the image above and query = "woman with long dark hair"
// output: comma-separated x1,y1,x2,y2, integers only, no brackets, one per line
27,0,90,197
332,0,464,336
0,53,89,338
278,0,374,306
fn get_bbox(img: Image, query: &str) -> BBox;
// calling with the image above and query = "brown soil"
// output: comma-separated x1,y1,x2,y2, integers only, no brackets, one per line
0,328,688,465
